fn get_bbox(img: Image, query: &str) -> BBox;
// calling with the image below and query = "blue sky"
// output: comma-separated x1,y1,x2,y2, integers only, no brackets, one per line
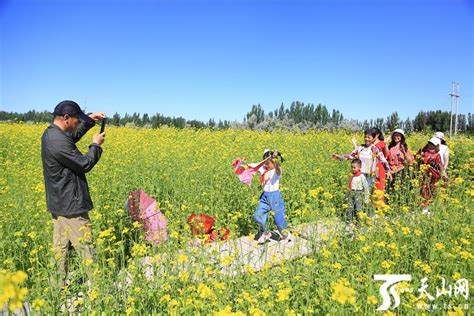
1,0,473,122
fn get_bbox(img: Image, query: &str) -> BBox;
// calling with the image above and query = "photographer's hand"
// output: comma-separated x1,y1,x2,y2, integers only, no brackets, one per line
89,112,106,121
93,132,105,146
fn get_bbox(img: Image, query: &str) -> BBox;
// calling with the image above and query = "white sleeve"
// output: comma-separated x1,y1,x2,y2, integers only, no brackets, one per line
444,147,449,169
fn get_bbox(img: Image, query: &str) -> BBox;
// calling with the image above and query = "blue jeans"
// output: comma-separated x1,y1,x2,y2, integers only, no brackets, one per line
254,191,288,236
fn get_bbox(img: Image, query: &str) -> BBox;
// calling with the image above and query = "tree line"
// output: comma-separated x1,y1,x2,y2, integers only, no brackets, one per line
1,102,473,134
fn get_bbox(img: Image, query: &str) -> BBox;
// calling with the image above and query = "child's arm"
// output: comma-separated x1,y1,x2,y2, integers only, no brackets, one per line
248,156,272,171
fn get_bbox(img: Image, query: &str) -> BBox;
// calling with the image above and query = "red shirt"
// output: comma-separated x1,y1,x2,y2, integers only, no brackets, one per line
375,140,386,152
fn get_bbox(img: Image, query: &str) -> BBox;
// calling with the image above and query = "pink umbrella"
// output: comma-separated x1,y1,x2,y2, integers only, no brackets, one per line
127,189,167,245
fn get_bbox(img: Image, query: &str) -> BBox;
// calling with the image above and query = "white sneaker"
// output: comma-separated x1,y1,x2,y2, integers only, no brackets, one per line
257,232,271,244
422,208,432,217
280,232,293,244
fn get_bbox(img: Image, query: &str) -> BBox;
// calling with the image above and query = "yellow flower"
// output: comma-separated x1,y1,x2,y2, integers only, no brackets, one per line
367,295,377,305
160,294,171,303
333,262,342,270
395,282,411,295
213,306,245,316
420,263,432,274
276,288,292,302
303,258,315,266
460,238,470,245
244,265,255,274
331,278,356,305
285,309,299,316
131,243,148,257
308,189,319,198
401,227,411,235
176,253,188,263
27,231,37,240
221,255,234,266
321,247,331,258
98,228,113,238
210,281,224,291
387,242,397,250
83,258,93,266
381,260,392,269
169,299,179,308
11,271,28,284
179,271,189,282
260,288,272,299
32,298,45,311
414,229,422,236
467,188,474,197
435,242,445,250
241,291,257,304
446,306,464,316
0,271,28,312
460,251,473,260
204,266,214,275
322,191,333,199
73,297,84,308
89,288,99,301
213,306,233,316
250,307,266,316
197,283,215,300
452,272,461,280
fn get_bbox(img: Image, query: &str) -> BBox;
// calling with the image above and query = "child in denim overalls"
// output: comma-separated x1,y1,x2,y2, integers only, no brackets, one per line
254,149,292,244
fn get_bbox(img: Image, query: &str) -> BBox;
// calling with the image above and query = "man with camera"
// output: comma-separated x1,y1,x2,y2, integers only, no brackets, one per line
41,100,105,287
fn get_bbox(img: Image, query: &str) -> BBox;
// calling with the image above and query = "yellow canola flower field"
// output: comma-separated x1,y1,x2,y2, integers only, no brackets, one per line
0,123,472,314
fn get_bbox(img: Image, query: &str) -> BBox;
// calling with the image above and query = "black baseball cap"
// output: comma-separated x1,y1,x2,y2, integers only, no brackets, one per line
53,100,89,121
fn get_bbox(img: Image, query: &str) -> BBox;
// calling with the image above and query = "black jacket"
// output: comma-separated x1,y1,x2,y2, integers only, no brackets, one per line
41,118,102,216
